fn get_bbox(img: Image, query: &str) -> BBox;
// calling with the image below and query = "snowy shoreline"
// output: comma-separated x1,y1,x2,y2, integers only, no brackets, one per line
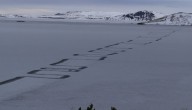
1,18,191,27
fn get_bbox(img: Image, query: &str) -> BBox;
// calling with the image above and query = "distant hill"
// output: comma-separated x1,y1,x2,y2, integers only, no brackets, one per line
1,11,192,25
145,12,192,25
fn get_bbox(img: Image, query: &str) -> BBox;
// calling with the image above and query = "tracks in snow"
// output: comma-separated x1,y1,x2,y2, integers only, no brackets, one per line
0,30,178,100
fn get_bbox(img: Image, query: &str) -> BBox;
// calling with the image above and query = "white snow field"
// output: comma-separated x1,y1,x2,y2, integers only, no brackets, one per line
0,21,192,110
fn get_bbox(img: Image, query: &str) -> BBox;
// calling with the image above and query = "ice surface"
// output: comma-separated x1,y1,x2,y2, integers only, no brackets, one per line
0,21,192,110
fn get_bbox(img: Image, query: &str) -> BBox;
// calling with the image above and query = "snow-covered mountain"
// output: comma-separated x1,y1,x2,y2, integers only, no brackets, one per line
0,14,31,18
38,10,163,23
1,11,192,25
39,11,123,20
146,12,192,25
0,11,165,23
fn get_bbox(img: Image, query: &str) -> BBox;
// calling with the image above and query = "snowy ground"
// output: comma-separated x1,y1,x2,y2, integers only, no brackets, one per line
0,21,192,110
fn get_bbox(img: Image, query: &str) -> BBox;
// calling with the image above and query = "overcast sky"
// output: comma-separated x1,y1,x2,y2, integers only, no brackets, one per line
0,0,191,5
0,0,191,14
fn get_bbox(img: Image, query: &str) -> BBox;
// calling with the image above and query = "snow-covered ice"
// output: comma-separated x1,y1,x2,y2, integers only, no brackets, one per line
0,21,192,110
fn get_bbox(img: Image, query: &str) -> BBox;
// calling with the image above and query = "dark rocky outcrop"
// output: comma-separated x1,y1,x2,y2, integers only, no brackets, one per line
122,11,155,21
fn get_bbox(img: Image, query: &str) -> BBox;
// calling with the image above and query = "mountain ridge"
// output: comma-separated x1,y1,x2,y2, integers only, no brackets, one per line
145,12,192,25
0,11,192,25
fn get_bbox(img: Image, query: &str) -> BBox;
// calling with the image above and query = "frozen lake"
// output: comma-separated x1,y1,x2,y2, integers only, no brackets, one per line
0,21,192,110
